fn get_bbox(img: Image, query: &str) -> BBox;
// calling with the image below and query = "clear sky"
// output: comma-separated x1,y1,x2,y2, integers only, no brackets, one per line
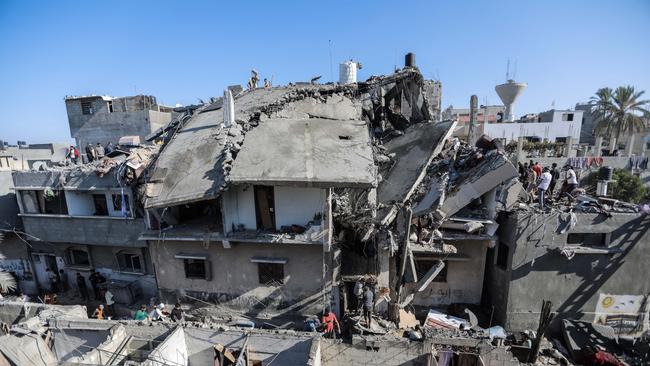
1,0,649,144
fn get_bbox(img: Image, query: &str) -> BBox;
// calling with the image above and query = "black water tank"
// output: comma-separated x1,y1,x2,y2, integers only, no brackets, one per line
599,166,613,181
405,53,416,67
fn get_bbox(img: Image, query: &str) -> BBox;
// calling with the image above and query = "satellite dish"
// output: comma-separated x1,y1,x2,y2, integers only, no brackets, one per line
51,147,69,164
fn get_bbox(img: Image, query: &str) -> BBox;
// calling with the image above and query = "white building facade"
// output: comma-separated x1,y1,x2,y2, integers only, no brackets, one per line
482,109,584,144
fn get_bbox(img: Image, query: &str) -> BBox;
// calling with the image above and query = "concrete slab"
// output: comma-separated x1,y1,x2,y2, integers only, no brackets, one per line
229,118,376,187
376,121,456,224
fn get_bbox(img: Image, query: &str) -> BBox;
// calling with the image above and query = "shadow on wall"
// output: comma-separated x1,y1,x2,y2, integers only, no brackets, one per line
510,213,650,322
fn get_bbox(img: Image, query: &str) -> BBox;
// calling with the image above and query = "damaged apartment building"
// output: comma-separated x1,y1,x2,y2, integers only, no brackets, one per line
8,146,159,302
138,58,519,321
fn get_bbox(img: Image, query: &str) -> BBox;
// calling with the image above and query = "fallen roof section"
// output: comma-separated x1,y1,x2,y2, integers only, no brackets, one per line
228,118,376,187
376,120,456,224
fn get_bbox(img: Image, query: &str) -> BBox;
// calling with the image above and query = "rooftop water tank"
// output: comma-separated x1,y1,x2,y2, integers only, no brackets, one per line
339,60,359,84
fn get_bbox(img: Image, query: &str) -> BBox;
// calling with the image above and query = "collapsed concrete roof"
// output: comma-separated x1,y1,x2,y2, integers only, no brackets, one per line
376,120,456,225
145,67,437,209
228,118,376,188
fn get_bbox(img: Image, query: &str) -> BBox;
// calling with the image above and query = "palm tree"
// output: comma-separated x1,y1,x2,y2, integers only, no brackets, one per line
0,253,17,293
592,86,650,153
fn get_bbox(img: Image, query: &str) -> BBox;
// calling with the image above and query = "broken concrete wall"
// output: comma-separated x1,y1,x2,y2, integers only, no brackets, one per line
144,326,187,366
184,328,315,365
150,241,326,315
486,211,650,333
66,96,171,148
320,337,430,365
409,240,489,307
56,324,127,364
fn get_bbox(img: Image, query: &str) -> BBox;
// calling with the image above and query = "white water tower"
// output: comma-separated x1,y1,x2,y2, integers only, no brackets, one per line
339,60,361,84
495,79,527,122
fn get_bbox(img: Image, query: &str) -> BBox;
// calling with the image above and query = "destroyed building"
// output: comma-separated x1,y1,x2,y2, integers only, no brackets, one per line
8,146,159,301
65,94,174,151
485,207,650,335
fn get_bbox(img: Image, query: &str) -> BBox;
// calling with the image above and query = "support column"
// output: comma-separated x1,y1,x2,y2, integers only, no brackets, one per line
565,136,574,157
625,134,635,157
594,136,603,157
516,136,524,162
608,136,617,153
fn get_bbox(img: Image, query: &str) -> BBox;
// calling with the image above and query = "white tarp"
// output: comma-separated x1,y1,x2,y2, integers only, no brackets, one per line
594,294,648,338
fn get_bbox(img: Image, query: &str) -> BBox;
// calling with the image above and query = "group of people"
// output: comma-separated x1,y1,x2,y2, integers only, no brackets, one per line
131,302,184,322
519,160,579,208
85,142,114,162
65,142,114,165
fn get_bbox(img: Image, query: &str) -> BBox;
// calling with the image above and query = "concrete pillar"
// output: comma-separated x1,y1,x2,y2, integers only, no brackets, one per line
516,136,524,162
468,95,479,146
608,136,617,153
594,136,603,157
625,134,635,157
565,136,574,157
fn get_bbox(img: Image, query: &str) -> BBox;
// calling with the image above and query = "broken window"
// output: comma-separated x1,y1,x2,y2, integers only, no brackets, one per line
183,259,209,279
414,259,448,283
254,185,275,230
68,248,90,267
496,242,509,269
116,251,143,273
81,101,93,115
112,193,130,214
567,233,608,246
258,262,284,284
562,113,574,121
107,100,114,113
93,194,108,216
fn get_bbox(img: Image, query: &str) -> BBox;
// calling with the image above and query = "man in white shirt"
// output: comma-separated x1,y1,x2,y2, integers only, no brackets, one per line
563,165,578,199
150,303,166,321
538,167,553,208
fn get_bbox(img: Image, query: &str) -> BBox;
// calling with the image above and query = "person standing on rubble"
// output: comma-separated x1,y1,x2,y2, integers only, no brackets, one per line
89,270,105,300
363,286,374,328
76,273,89,301
549,163,560,197
563,165,579,200
67,145,79,164
532,161,542,177
95,143,105,159
85,143,96,163
538,168,552,208
46,268,59,293
321,306,340,339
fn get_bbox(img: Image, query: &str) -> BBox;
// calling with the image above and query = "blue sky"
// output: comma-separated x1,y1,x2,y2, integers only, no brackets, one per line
1,0,649,144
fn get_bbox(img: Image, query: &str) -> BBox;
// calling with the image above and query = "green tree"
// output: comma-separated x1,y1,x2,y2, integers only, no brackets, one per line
592,86,649,151
609,169,646,204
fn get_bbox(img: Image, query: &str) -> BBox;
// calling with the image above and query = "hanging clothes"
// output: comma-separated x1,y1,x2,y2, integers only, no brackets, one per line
437,350,454,366
457,353,479,366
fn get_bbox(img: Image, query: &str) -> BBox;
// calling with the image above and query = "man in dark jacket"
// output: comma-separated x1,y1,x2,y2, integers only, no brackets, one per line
76,273,89,301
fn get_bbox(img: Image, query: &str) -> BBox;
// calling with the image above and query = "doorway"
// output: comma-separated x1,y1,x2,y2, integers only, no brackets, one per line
32,253,59,291
254,186,275,230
